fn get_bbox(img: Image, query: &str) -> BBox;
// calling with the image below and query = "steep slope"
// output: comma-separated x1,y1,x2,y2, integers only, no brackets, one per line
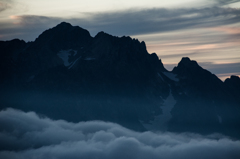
0,22,169,131
168,58,240,137
0,39,28,84
224,75,240,103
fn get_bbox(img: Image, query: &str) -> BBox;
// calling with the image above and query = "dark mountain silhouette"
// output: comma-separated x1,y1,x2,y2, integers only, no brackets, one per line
0,22,239,138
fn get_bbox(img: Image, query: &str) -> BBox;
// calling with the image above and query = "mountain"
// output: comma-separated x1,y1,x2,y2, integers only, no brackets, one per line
0,22,239,138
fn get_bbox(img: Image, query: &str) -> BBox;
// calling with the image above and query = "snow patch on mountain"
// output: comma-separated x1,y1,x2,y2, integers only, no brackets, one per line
141,90,176,131
163,72,179,82
57,49,77,66
68,57,81,69
158,73,164,81
73,51,77,56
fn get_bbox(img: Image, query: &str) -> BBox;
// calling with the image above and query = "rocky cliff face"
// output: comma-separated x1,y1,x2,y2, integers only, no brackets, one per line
0,22,239,138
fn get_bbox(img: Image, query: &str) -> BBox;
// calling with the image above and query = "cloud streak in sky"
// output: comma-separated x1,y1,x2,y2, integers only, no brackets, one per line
82,7,240,36
0,5,240,41
0,0,13,12
199,62,240,80
0,108,240,159
214,0,240,6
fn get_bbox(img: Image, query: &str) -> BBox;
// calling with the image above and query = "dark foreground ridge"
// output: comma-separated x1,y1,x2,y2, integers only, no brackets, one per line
0,22,240,138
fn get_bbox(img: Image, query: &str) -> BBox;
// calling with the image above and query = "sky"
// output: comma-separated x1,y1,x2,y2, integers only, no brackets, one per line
0,0,240,80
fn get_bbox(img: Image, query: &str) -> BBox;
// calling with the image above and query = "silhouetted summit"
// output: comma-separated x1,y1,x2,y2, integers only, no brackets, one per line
34,22,91,50
173,57,201,73
178,57,199,67
224,75,240,103
0,22,239,138
225,75,240,85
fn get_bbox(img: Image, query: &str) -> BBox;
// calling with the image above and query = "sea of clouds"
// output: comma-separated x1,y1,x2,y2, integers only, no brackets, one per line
0,108,240,159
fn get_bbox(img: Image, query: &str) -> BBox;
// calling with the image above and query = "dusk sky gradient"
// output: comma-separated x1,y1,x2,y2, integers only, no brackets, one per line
0,0,239,80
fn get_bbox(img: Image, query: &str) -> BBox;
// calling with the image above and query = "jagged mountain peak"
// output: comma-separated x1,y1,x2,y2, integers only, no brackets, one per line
8,38,26,43
172,57,203,74
91,31,150,61
34,22,91,43
178,57,199,68
56,21,73,27
95,31,111,38
0,39,26,50
180,57,191,63
94,31,141,45
52,21,87,33
30,22,92,52
94,31,144,45
224,75,240,88
225,75,240,81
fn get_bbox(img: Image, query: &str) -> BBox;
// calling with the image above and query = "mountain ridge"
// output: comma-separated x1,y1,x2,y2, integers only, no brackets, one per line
0,22,239,138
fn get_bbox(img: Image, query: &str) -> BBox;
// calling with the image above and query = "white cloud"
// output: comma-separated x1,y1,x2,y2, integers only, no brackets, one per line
0,108,240,159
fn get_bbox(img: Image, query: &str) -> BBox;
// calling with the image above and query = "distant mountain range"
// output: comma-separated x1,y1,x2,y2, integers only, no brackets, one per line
1,22,239,138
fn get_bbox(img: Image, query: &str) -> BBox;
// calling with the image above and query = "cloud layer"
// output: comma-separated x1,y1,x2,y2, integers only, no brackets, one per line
0,108,240,159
